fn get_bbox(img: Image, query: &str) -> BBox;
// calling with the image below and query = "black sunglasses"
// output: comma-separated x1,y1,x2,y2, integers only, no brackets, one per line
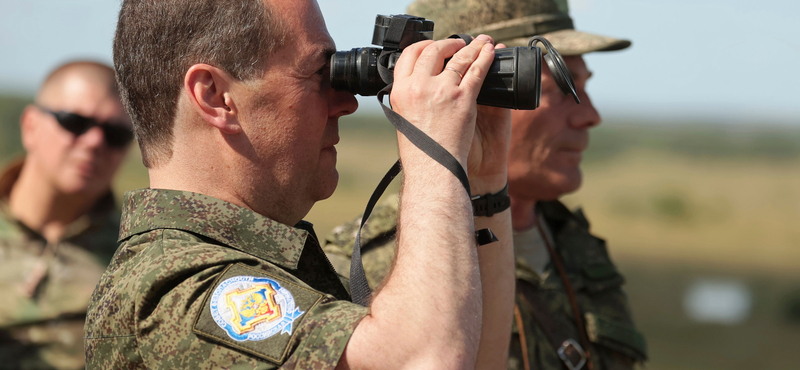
36,106,134,148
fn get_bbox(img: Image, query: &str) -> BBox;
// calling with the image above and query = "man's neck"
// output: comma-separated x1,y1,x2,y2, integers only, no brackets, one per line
148,158,309,228
148,114,313,228
8,163,100,243
510,196,539,232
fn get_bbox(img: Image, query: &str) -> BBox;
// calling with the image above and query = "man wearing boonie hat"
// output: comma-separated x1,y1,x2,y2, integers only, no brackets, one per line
324,0,647,369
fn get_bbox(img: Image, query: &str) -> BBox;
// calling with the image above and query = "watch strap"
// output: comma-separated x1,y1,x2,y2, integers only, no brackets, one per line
472,183,511,217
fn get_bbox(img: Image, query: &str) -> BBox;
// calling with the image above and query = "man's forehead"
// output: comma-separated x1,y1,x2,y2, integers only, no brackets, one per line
269,0,327,31
42,80,106,108
283,27,336,68
270,0,334,50
38,78,128,124
273,36,334,74
40,68,112,99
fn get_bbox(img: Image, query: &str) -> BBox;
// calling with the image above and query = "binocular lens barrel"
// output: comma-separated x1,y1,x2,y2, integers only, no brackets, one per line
330,48,384,97
330,46,545,110
475,47,542,110
331,14,579,111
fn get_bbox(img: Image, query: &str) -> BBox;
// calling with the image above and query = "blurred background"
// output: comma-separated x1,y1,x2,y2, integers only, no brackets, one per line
1,0,798,369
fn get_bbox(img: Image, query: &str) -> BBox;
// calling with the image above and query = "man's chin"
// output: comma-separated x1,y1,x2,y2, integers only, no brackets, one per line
57,181,107,198
315,170,339,201
57,171,111,195
510,170,582,201
555,170,583,197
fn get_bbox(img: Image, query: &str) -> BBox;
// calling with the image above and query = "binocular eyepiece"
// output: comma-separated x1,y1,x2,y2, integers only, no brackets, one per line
330,14,580,110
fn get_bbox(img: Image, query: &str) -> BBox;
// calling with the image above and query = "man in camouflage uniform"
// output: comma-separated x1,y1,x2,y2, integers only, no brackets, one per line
0,61,133,369
324,0,647,369
85,0,517,369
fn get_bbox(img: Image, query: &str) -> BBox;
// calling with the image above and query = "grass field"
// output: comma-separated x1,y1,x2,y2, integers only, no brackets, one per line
621,260,800,370
564,150,800,275
2,97,799,369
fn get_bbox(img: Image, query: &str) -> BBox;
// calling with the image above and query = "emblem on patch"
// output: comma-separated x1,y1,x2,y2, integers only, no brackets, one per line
210,275,305,342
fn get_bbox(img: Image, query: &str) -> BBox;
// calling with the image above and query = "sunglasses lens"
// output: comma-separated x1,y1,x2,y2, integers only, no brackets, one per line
55,112,94,136
102,125,134,148
42,107,132,148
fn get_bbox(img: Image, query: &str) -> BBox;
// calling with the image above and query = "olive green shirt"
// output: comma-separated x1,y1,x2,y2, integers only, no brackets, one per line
84,189,368,369
324,196,647,370
0,159,120,370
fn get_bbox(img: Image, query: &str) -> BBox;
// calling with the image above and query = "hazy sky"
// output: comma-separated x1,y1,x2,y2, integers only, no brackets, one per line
0,0,797,124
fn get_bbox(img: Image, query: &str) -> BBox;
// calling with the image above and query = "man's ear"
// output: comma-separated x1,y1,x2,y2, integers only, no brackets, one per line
19,105,40,152
184,64,241,135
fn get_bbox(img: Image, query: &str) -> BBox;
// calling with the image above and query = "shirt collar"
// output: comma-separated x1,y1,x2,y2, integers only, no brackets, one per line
537,200,590,229
119,188,309,270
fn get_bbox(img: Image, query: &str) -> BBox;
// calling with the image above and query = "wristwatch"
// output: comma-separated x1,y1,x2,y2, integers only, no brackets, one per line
471,183,510,217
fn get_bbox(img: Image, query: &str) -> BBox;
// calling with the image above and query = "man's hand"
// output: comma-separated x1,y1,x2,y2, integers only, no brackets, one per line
388,36,511,195
389,35,498,169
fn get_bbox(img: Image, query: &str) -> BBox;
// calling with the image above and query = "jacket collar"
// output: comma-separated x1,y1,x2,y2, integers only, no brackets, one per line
537,200,591,231
119,188,309,270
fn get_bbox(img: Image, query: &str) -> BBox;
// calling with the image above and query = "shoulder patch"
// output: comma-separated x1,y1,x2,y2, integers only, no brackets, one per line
194,263,325,364
210,275,304,341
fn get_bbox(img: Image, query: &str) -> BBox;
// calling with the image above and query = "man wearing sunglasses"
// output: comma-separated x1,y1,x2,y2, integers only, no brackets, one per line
0,60,133,369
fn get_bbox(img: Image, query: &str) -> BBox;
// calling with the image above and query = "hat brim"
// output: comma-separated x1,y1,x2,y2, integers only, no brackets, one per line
498,29,631,56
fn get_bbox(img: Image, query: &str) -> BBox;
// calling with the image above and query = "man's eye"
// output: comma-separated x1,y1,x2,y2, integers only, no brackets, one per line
317,62,331,76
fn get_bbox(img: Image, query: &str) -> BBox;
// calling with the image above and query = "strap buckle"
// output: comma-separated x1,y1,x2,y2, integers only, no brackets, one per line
558,339,587,370
470,183,510,217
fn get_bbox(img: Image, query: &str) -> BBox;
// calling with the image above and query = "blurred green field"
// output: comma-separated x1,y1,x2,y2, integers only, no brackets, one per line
2,95,800,369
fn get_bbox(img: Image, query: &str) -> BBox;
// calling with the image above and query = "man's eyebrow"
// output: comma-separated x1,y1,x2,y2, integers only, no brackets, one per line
311,47,336,64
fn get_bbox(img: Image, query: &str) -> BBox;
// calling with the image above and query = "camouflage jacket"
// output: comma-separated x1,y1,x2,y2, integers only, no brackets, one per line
324,196,647,370
0,159,120,370
84,189,368,369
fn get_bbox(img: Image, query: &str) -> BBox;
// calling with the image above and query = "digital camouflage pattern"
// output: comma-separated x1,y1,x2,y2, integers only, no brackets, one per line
84,188,368,369
324,194,400,289
0,159,120,370
407,0,630,54
323,197,647,370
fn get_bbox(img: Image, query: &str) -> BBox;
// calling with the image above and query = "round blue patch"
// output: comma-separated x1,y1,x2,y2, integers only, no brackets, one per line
209,275,305,342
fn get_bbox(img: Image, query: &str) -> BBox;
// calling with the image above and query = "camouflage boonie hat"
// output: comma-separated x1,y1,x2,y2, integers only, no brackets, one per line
407,0,631,56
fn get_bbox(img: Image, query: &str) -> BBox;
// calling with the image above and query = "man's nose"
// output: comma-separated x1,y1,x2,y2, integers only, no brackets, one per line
78,125,106,149
330,90,359,118
569,90,601,129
